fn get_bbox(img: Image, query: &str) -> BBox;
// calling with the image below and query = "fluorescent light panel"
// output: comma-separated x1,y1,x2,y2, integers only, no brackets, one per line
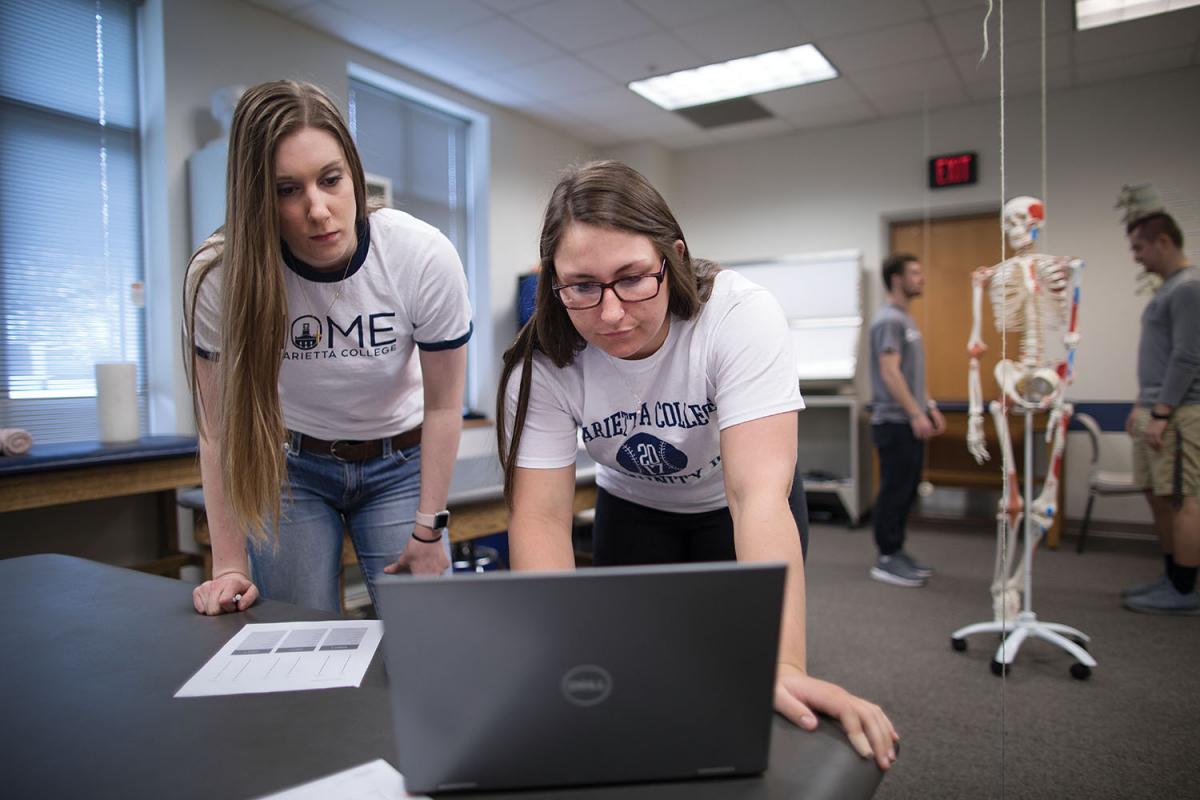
628,44,838,111
1076,0,1200,30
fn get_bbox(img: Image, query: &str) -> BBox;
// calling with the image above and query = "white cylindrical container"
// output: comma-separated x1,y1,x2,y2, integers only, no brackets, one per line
95,362,139,443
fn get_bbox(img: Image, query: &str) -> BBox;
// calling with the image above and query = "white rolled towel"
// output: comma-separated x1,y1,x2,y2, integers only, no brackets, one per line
0,428,33,456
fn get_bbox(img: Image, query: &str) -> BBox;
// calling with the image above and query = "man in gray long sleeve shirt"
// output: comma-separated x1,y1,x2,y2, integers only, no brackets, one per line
1123,212,1200,615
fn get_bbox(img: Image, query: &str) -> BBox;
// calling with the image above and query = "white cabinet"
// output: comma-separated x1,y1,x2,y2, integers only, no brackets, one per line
797,394,869,525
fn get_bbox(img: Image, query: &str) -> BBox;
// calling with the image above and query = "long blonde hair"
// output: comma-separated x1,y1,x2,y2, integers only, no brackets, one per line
496,160,719,506
183,80,368,540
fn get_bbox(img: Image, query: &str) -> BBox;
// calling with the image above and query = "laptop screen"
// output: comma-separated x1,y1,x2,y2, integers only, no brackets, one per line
375,561,786,794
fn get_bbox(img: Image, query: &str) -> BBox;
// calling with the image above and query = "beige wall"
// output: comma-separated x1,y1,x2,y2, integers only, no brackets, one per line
666,67,1200,523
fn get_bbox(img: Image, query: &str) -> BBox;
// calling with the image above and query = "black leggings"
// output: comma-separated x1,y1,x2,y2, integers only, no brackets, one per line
591,483,809,566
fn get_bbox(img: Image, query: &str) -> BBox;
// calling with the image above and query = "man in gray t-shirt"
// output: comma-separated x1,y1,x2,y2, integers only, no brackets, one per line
1122,212,1200,615
867,254,945,588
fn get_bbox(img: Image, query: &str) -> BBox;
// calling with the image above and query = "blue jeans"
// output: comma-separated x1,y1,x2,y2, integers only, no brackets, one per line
247,430,445,613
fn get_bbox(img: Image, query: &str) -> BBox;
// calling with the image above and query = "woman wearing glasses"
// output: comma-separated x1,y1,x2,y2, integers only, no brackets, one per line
497,160,898,770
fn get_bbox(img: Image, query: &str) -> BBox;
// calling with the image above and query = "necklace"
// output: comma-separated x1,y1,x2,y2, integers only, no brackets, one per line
603,351,653,413
297,256,354,348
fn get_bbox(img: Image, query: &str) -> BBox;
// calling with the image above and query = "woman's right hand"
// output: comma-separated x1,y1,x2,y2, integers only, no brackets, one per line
192,570,258,615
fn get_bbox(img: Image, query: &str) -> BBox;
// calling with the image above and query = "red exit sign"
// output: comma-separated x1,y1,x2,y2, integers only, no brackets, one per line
928,152,978,188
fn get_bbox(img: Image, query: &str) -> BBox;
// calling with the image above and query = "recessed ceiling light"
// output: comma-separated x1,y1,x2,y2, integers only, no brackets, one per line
628,44,838,111
1076,0,1200,31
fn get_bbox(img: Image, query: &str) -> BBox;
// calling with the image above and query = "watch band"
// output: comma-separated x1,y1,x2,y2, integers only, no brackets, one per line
415,509,450,530
1150,409,1172,420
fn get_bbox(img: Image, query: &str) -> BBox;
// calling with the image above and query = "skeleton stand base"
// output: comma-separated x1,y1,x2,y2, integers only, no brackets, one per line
951,409,1098,679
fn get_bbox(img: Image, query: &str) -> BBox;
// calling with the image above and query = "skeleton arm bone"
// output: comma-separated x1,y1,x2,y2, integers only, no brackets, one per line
967,267,991,463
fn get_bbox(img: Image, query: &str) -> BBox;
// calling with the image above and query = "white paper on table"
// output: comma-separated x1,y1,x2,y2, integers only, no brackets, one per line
175,620,383,697
254,759,429,800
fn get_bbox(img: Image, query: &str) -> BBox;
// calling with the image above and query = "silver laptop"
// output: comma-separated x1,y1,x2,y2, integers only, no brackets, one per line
375,561,786,795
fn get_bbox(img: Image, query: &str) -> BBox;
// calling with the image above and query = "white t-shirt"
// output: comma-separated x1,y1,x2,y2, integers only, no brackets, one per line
188,208,472,440
508,270,804,513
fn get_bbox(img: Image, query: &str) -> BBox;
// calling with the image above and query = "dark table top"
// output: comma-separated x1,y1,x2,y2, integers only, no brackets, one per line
0,435,198,476
0,554,884,800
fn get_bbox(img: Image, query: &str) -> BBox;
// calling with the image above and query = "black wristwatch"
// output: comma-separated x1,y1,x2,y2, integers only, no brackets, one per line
1150,408,1172,420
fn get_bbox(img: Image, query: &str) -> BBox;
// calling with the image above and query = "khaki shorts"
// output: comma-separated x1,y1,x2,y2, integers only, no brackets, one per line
1131,404,1200,498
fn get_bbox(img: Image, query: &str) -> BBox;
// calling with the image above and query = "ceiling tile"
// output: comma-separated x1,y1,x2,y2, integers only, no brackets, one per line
383,45,485,87
415,16,562,73
250,0,319,12
924,0,983,13
630,0,772,27
867,83,968,116
576,31,706,83
652,129,718,149
1075,8,1200,63
453,74,537,108
608,110,703,140
821,20,945,72
961,66,1073,101
754,77,865,116
326,0,494,40
553,85,664,121
706,117,795,143
478,0,547,12
671,2,813,63
494,56,616,100
782,100,878,129
511,0,661,51
783,0,929,38
953,34,1073,83
851,56,964,98
1076,45,1195,84
935,0,1075,58
290,3,409,53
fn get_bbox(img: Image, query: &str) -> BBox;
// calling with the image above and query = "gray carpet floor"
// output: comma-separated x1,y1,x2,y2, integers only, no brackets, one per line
803,520,1199,799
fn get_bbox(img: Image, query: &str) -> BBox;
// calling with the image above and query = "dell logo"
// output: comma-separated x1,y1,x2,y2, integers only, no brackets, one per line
561,665,612,706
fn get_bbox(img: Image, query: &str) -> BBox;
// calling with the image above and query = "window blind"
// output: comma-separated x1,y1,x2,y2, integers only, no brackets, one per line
0,0,145,443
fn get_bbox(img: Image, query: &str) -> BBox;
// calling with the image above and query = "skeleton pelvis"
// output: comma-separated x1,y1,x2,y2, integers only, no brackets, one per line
995,360,1060,408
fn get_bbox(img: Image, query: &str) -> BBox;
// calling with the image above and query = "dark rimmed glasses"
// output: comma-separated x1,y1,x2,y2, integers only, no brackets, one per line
552,259,667,310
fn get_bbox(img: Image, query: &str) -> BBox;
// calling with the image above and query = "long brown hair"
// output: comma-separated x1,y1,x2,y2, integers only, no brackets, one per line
183,80,368,540
496,160,719,505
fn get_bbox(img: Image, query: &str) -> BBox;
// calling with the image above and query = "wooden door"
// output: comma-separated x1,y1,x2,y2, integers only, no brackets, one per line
889,212,1014,402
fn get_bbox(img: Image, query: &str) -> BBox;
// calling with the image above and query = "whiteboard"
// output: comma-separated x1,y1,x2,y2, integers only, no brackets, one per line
728,250,863,383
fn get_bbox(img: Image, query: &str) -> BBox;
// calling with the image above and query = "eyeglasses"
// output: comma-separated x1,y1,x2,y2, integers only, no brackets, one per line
552,259,667,310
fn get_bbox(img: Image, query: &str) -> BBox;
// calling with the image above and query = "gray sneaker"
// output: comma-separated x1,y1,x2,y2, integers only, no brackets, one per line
1121,574,1171,599
895,551,933,578
1123,582,1200,615
870,554,926,588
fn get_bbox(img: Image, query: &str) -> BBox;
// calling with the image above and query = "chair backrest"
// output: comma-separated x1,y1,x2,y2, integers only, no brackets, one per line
1073,412,1102,466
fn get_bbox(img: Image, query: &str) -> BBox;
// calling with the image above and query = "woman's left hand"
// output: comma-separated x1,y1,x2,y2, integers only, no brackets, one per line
773,664,898,770
384,533,451,576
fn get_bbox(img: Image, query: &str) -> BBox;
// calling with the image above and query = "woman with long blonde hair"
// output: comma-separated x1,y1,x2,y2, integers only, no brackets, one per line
498,160,898,770
185,80,471,615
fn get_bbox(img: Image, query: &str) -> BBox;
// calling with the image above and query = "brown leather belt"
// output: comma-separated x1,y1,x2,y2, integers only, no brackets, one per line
294,426,422,462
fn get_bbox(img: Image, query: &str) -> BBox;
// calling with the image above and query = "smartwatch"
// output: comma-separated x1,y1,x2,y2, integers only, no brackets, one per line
415,509,451,530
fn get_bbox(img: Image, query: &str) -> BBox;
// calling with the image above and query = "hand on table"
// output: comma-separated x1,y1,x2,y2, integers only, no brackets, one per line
193,570,257,615
773,664,898,771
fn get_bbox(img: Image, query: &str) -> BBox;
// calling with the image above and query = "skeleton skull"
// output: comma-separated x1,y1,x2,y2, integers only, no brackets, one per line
1003,196,1045,252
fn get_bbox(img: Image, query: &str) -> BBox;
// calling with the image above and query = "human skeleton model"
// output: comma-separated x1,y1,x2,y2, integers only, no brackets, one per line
966,196,1083,621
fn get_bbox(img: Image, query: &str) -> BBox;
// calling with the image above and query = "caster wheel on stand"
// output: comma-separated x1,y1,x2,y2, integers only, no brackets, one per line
1070,663,1091,680
990,659,1010,677
951,637,967,652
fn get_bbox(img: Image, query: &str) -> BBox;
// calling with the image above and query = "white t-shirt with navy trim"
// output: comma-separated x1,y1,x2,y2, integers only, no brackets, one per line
188,208,472,441
507,270,804,513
